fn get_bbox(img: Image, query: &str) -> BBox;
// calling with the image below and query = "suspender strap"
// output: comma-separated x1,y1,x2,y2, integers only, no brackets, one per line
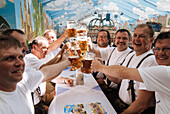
120,50,133,65
127,53,154,102
106,48,115,66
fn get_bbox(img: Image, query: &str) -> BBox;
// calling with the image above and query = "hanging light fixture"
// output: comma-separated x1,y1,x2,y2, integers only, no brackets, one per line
89,0,93,5
64,12,67,16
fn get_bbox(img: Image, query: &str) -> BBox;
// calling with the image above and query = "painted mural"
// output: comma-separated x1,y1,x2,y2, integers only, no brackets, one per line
0,0,53,43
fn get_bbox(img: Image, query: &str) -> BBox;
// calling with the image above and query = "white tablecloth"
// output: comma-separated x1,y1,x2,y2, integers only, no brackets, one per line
48,67,117,114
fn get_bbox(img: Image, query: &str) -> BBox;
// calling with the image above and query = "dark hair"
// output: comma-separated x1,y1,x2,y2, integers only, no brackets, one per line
0,35,22,51
28,40,38,50
115,29,132,40
135,24,154,38
1,29,25,36
153,31,170,47
96,29,111,45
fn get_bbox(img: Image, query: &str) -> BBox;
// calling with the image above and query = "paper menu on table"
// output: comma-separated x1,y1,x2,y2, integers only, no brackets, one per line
64,102,107,114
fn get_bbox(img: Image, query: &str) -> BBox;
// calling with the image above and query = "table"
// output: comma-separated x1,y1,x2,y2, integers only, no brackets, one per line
48,67,117,114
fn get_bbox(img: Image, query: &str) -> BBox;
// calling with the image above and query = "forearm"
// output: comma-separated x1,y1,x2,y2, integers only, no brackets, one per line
40,60,70,82
100,65,143,82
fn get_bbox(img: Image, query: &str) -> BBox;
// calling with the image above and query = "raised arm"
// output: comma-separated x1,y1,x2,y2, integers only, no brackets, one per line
40,55,70,82
47,31,67,53
91,59,143,82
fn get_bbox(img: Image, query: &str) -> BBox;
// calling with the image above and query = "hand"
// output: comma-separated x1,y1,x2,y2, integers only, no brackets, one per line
64,78,74,86
91,59,103,72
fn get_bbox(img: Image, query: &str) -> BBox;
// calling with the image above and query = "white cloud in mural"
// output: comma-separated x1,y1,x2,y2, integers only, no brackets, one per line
133,7,148,19
156,0,170,11
120,16,129,21
0,0,6,8
130,0,139,4
145,7,156,15
44,0,68,11
103,2,119,11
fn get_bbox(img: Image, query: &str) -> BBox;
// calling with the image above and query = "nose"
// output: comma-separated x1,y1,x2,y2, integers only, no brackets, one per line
15,58,24,67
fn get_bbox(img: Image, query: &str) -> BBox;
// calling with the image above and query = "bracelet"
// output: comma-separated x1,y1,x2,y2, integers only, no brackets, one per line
64,79,67,84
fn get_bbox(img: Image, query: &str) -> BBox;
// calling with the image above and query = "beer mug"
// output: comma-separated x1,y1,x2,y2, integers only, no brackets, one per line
81,51,95,74
77,23,87,37
67,20,77,38
77,36,88,53
68,49,83,70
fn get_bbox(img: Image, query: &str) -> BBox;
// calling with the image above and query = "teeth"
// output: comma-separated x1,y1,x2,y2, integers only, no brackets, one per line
16,70,22,73
158,58,167,60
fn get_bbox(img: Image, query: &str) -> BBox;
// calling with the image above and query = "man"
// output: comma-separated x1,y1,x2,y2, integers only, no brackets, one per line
0,35,70,114
91,29,112,79
97,29,132,86
44,29,66,56
24,36,73,111
95,24,158,113
91,31,170,113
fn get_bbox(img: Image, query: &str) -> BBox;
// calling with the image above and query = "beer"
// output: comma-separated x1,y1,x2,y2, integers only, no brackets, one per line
67,28,77,37
77,30,87,36
68,56,83,70
81,58,93,74
76,49,83,60
78,40,88,53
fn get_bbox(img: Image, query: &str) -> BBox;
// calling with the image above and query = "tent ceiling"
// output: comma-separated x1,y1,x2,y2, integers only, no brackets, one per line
39,0,170,26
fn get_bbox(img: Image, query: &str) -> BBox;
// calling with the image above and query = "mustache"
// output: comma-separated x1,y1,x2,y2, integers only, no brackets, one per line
117,42,125,45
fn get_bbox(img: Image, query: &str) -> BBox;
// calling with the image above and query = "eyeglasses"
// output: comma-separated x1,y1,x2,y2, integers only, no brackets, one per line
153,47,170,53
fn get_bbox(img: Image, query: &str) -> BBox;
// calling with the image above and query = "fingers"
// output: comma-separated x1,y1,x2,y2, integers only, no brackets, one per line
65,79,74,86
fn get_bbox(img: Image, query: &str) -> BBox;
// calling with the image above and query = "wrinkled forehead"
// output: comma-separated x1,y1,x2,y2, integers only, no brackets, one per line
0,47,23,57
38,40,49,47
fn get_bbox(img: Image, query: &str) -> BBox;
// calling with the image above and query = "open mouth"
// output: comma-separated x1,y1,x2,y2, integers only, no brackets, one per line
134,42,142,46
12,70,22,73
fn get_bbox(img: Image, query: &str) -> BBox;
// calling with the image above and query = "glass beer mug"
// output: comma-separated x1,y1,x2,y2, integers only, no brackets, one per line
81,51,95,74
68,49,83,70
77,36,88,53
77,23,87,37
67,20,77,38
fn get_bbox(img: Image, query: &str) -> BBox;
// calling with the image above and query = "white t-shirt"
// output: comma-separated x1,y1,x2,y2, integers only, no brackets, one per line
139,66,170,114
24,53,46,105
119,50,158,105
92,44,112,78
100,47,132,87
0,69,43,114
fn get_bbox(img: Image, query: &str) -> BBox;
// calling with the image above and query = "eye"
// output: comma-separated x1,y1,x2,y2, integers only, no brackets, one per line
5,56,15,61
19,55,24,60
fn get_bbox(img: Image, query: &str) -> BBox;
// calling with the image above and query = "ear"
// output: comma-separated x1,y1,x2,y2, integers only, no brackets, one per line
32,44,37,50
150,37,154,43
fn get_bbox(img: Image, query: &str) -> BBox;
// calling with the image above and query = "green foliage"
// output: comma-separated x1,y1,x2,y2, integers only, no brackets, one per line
32,0,44,37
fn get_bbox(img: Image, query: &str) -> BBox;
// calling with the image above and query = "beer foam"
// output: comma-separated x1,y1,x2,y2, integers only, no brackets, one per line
83,58,94,60
68,56,79,58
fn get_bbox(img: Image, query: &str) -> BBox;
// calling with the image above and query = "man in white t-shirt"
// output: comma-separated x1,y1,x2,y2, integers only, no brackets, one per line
24,36,73,109
98,29,132,88
0,35,70,114
91,31,170,114
91,29,112,79
92,24,158,113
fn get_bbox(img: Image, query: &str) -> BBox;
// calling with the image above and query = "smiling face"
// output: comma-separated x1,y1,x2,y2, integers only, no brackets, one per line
115,31,130,51
0,47,25,91
154,39,170,66
44,31,57,45
97,31,110,48
132,26,154,56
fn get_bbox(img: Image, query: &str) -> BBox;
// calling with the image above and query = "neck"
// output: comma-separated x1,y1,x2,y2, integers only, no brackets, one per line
0,83,17,92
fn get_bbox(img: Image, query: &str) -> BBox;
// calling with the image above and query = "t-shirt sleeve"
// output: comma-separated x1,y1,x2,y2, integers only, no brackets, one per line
21,68,44,92
138,66,170,95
